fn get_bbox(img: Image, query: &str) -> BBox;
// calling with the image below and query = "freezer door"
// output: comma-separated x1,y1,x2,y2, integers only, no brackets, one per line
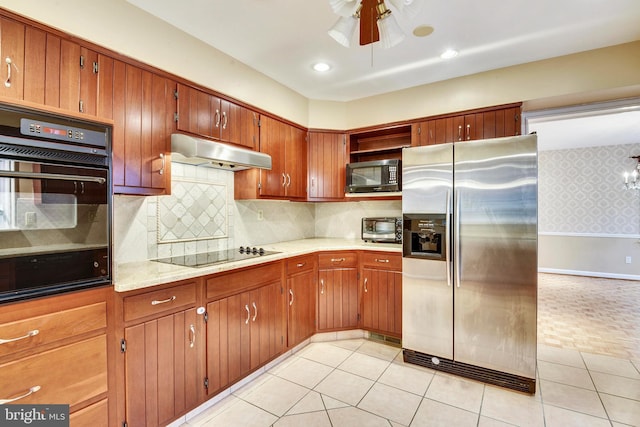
402,144,453,214
453,135,538,378
402,144,454,358
402,257,453,358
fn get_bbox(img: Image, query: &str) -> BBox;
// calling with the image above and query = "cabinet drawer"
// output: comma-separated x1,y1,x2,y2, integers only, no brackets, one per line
123,282,196,322
318,252,358,269
286,254,316,275
70,399,108,427
360,252,402,270
0,302,106,358
206,262,282,300
0,335,107,408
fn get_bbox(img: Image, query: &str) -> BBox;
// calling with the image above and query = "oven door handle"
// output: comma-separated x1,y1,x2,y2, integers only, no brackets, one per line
0,170,106,184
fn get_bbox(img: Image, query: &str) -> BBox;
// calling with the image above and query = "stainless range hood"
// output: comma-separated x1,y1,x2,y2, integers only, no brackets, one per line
171,133,271,171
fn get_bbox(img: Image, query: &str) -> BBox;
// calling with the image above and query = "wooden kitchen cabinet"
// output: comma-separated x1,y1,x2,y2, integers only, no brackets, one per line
120,280,202,427
0,17,25,100
0,286,112,423
360,251,402,338
176,83,259,149
235,116,307,200
317,252,359,331
412,104,521,146
205,262,285,395
21,27,98,114
308,131,347,200
100,58,173,195
286,255,317,346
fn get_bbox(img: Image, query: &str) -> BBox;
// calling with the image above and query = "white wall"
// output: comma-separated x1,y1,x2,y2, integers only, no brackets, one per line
0,0,309,126
309,42,640,129
2,2,640,130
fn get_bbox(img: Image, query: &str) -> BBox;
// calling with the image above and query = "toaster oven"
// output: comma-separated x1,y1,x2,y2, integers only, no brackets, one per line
362,217,402,243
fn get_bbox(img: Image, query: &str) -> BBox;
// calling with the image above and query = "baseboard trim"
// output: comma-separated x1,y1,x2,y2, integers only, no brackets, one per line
539,268,640,281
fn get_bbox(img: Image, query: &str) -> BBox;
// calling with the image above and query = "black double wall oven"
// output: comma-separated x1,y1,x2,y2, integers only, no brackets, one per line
0,104,112,303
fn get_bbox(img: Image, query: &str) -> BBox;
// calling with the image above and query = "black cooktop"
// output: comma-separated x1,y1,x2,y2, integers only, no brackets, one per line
154,246,280,268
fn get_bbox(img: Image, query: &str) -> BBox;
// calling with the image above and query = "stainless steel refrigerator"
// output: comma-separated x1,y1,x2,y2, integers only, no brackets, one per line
401,134,538,393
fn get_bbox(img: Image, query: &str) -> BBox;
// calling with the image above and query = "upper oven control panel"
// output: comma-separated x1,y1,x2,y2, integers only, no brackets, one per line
20,118,107,148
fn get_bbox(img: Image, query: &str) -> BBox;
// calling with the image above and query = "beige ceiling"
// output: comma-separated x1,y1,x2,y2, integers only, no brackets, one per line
126,0,640,102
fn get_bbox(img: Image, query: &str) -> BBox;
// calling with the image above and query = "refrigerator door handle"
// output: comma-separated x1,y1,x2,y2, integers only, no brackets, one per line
455,190,461,288
446,189,452,287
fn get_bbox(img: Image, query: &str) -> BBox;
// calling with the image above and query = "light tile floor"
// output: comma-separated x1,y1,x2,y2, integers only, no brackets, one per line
178,274,640,427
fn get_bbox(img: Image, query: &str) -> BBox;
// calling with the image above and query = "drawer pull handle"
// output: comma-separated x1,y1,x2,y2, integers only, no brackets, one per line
252,302,258,322
375,259,390,263
151,296,176,306
245,304,250,324
364,277,368,293
0,329,39,345
289,289,294,306
296,263,305,268
189,324,195,348
320,279,324,295
330,258,346,262
159,153,165,175
0,385,41,404
5,57,11,88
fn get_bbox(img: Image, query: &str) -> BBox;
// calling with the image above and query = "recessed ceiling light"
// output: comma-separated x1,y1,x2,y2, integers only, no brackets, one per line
313,62,331,72
440,49,458,59
413,25,434,37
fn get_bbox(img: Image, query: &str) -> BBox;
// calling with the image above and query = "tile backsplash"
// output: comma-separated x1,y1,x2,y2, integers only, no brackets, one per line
113,162,401,265
157,177,228,243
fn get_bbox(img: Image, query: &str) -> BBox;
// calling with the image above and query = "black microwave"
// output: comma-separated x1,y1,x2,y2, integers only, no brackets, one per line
345,159,401,193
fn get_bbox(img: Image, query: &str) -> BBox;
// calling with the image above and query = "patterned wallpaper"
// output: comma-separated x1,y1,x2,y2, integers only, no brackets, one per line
539,143,640,235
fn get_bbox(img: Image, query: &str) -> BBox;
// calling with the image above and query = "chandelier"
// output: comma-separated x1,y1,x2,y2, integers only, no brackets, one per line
328,0,423,48
623,156,640,190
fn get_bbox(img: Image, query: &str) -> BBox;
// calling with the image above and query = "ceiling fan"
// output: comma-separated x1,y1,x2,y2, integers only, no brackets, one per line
328,0,424,48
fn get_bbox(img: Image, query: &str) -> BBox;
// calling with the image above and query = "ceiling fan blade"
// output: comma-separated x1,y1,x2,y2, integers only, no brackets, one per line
359,0,380,46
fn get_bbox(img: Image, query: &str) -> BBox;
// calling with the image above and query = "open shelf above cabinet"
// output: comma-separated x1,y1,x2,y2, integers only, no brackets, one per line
349,125,411,163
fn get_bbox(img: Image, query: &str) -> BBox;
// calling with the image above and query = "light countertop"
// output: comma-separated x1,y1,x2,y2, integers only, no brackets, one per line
114,238,401,292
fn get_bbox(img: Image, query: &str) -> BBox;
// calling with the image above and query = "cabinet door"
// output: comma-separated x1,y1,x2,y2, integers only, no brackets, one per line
79,46,98,115
206,282,285,395
259,115,286,197
286,259,316,347
23,25,46,104
249,281,285,370
206,297,231,394
479,107,521,138
318,268,358,330
285,125,307,199
362,268,402,337
57,41,98,115
176,83,213,138
239,107,259,150
411,121,429,146
218,98,233,142
124,308,200,427
308,131,347,200
58,39,80,113
463,113,483,141
106,61,172,195
0,17,25,100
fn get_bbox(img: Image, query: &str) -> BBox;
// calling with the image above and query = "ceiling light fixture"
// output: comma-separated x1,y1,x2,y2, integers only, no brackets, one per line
313,62,331,72
623,156,640,190
440,49,459,59
328,0,424,48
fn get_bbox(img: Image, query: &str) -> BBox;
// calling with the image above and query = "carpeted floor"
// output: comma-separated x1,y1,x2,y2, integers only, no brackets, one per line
538,273,640,361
